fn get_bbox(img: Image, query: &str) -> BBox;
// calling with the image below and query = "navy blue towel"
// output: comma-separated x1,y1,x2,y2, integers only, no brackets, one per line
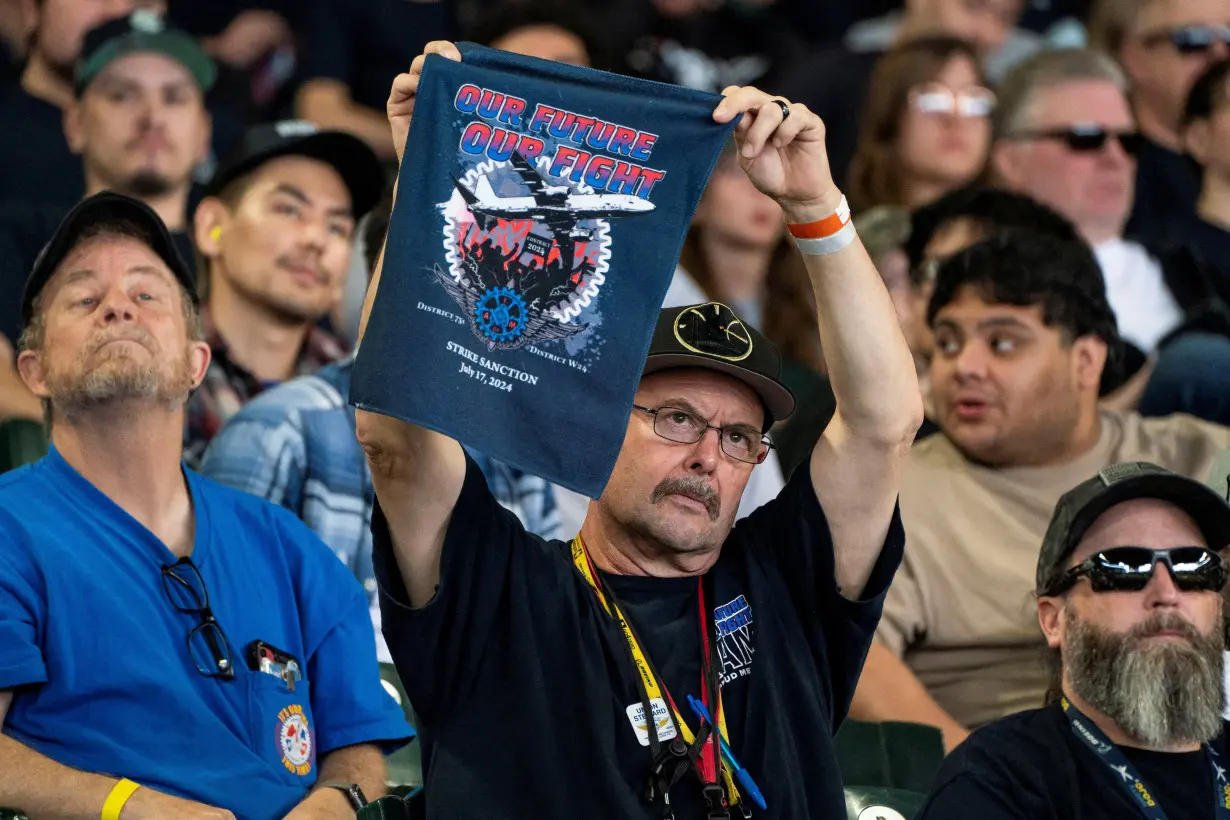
352,43,735,497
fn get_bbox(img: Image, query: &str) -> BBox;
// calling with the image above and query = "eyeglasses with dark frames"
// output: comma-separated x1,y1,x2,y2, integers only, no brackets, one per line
1044,546,1228,596
161,557,235,681
631,404,773,465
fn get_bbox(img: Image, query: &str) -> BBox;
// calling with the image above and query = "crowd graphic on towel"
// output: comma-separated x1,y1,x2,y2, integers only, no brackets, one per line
5,0,1230,819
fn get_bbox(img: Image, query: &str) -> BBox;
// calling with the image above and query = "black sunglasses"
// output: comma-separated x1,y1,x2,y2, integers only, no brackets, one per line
1144,24,1230,55
1047,546,1228,595
1014,126,1144,156
161,557,236,680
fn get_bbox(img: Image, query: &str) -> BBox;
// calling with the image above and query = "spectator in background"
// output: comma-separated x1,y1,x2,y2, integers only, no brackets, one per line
917,463,1230,820
847,36,994,212
0,11,214,424
991,47,1230,424
990,49,1201,355
0,0,165,208
778,0,1026,190
185,121,383,466
1181,58,1230,284
170,0,299,162
200,196,561,664
850,232,1230,750
1089,0,1230,244
591,0,806,93
0,192,410,818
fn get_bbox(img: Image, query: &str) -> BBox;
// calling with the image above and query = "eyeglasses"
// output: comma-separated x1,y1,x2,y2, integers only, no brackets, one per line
1142,24,1230,55
1010,125,1144,157
909,84,997,118
161,557,235,680
1046,546,1228,596
631,404,773,465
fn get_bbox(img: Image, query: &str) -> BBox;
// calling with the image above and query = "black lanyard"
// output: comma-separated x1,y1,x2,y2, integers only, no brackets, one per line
1061,698,1230,819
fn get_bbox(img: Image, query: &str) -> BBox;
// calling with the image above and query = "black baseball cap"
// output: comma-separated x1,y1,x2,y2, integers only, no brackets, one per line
75,10,216,98
643,302,796,428
21,191,198,329
1036,462,1230,594
205,121,386,219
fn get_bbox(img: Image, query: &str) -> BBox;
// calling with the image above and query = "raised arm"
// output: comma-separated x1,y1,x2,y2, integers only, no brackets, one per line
353,42,467,607
714,88,923,600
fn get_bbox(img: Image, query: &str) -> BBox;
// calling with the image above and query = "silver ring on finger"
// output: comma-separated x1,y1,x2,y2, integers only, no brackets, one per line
771,98,791,120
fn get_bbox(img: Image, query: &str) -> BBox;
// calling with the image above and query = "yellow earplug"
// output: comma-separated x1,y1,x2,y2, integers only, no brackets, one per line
209,227,222,242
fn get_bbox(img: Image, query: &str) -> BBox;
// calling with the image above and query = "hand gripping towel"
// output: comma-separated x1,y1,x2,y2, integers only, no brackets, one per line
351,43,736,497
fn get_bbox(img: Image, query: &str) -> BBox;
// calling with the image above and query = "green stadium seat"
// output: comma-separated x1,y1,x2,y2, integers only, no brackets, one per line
0,418,47,473
844,786,927,820
835,719,945,794
379,662,422,789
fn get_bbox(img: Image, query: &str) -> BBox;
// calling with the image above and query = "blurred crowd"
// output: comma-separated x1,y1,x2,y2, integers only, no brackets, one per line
5,0,1230,815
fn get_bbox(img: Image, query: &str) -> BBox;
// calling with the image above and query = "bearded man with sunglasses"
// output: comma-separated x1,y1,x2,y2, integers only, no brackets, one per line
916,461,1230,820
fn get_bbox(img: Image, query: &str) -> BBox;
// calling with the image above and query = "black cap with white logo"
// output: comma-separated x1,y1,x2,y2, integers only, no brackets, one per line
643,302,795,428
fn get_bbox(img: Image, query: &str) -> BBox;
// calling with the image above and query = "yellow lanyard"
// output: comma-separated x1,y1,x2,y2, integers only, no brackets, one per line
570,536,741,807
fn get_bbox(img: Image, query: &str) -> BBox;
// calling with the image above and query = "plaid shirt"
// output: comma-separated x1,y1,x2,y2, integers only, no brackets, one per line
184,307,347,469
198,355,561,609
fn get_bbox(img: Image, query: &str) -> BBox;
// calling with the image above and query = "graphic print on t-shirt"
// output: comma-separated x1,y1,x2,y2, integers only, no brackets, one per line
714,594,754,686
431,85,665,359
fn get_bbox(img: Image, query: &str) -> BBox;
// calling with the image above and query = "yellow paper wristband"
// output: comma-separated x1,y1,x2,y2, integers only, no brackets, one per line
101,778,141,820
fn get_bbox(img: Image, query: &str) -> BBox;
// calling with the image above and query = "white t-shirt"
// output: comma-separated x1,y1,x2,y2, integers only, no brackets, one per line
1093,239,1184,353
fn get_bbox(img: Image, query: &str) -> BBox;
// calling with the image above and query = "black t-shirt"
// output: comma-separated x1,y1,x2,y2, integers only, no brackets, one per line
298,0,457,111
1175,216,1230,304
373,452,905,819
916,704,1227,820
0,86,83,209
0,202,196,343
1126,137,1202,249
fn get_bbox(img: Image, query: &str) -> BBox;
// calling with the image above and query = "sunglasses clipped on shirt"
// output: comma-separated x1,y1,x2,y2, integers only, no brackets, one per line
1046,546,1229,596
909,83,997,118
1143,24,1230,55
1010,124,1144,157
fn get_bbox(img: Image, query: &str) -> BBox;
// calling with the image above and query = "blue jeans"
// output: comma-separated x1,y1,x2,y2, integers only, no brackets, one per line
1139,332,1230,425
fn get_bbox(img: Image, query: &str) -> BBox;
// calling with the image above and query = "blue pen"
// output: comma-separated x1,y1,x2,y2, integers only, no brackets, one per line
687,694,767,811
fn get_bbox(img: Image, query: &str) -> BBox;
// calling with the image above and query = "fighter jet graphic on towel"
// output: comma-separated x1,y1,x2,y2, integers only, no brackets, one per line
452,151,655,272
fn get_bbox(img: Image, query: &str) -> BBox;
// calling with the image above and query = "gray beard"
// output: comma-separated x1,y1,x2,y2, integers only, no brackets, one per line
47,343,193,422
1064,609,1225,748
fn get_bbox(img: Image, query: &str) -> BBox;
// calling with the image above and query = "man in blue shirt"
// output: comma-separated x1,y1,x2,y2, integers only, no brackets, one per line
0,191,411,819
200,198,561,660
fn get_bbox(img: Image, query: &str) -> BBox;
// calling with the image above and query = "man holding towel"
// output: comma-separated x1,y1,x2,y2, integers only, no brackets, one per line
358,41,922,819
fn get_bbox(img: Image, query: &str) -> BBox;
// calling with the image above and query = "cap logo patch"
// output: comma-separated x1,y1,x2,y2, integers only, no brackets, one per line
673,302,752,362
275,120,319,139
1098,462,1153,486
130,9,164,33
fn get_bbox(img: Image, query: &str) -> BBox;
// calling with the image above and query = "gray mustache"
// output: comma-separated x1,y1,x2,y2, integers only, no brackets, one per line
651,477,720,521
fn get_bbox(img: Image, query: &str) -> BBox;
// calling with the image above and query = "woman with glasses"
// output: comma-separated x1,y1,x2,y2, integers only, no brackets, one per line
847,36,995,213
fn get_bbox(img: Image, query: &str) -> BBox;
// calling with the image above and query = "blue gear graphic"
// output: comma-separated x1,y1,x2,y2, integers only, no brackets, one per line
474,287,527,344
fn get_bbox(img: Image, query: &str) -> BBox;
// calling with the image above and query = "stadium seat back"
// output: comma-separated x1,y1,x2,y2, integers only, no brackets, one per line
835,719,944,793
0,419,47,473
379,662,422,788
844,785,927,820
